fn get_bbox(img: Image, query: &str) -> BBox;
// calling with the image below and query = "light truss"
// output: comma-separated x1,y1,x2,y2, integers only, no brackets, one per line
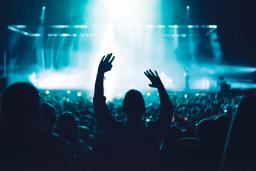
8,24,218,37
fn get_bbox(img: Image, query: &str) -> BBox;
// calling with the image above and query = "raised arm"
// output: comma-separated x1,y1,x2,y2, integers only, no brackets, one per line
144,70,173,131
93,53,116,130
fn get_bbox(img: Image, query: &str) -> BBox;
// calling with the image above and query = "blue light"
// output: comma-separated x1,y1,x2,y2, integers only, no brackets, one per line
45,90,50,95
186,5,190,10
208,25,218,29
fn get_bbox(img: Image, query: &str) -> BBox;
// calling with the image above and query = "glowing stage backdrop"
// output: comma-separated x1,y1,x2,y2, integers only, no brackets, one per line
6,1,256,98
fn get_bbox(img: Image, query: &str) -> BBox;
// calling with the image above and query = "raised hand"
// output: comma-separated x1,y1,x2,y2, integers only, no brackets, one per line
144,69,163,88
98,53,115,74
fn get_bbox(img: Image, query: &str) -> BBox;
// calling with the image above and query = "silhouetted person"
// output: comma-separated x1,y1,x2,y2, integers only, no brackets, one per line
93,53,173,170
160,126,183,171
0,82,74,171
196,115,231,171
184,68,190,91
55,112,92,171
39,102,57,134
221,96,256,171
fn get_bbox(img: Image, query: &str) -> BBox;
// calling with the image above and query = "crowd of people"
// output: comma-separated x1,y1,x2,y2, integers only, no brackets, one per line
0,53,255,171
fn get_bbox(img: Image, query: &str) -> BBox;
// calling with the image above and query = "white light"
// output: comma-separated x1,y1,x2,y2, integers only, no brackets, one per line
67,90,71,94
157,25,165,29
77,92,82,97
184,94,188,98
196,93,199,96
45,90,50,95
147,92,151,96
186,5,190,10
208,25,218,29
146,118,150,122
61,33,70,37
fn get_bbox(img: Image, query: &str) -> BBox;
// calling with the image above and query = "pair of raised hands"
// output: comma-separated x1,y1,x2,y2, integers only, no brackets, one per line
98,53,163,89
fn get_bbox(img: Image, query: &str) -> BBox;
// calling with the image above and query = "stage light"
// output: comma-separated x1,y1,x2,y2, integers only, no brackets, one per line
146,118,151,123
208,25,218,29
45,90,50,95
67,90,71,94
147,92,151,96
77,92,82,97
186,5,190,10
196,93,199,96
184,94,188,98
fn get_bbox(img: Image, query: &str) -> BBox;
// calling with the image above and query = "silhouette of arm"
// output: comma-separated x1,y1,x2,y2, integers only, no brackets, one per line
93,53,116,131
144,70,173,132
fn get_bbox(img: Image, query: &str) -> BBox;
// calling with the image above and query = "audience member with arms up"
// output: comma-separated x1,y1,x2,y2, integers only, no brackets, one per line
93,53,173,170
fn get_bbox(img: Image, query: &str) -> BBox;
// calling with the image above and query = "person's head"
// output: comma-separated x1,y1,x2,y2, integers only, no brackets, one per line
232,96,256,136
196,118,215,145
39,102,56,133
123,89,145,121
1,82,40,128
55,112,79,142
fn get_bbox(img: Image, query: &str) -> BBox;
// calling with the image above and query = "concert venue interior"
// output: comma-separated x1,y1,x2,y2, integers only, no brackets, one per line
0,0,256,170
1,0,255,95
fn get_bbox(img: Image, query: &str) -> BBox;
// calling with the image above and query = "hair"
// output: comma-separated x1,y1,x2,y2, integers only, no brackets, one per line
123,89,145,119
55,112,79,142
39,102,56,132
1,82,40,126
221,96,256,171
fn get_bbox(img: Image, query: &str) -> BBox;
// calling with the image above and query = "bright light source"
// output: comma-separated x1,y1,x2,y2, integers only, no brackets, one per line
208,25,218,29
67,90,71,94
184,94,188,98
77,92,82,97
146,118,150,122
45,90,50,95
186,5,190,10
147,92,151,96
196,93,199,96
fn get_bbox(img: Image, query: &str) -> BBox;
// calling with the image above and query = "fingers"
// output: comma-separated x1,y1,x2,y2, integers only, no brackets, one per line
104,53,112,62
109,56,115,64
144,70,152,79
144,69,158,78
102,53,115,64
101,55,106,63
154,70,159,77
